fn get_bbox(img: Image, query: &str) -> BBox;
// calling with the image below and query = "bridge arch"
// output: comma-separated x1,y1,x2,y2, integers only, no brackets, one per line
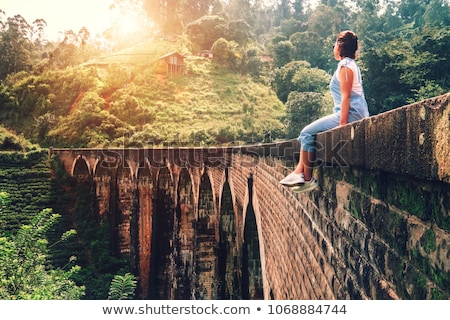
250,178,269,299
148,165,177,298
72,155,90,179
218,177,239,298
195,169,217,299
242,174,264,299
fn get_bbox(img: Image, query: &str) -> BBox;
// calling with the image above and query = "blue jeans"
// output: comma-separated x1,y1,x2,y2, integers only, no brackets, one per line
298,97,369,152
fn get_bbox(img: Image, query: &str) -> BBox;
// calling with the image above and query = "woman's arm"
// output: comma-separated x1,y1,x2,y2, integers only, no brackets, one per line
339,66,354,125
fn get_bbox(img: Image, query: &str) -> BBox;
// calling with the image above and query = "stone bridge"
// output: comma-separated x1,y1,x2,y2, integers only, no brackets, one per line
50,93,450,300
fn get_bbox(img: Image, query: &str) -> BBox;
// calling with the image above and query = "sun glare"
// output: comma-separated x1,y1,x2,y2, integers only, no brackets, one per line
117,13,140,36
107,4,146,39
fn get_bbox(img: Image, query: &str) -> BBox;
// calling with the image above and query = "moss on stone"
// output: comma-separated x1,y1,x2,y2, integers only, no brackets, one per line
386,179,429,220
387,210,408,256
431,189,450,233
349,190,362,219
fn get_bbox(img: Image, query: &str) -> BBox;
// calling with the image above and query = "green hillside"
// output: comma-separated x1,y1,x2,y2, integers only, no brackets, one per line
0,126,40,152
0,38,285,148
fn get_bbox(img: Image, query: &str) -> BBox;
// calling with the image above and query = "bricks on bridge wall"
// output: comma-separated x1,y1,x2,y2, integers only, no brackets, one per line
49,93,449,300
230,93,450,300
250,156,341,299
313,93,450,299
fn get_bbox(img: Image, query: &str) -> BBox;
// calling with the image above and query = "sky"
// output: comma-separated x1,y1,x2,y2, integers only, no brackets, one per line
0,0,115,41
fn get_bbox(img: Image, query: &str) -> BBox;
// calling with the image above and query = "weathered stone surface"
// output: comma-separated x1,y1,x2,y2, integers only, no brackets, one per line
51,93,450,300
317,92,450,183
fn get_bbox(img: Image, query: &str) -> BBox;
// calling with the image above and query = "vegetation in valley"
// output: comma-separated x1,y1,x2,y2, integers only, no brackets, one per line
0,130,130,299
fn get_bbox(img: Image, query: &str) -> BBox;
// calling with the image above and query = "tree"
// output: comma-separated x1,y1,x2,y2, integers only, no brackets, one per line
142,0,221,34
307,4,347,39
240,46,265,79
226,19,254,46
0,205,85,299
0,15,34,79
31,19,47,45
226,0,255,24
273,40,294,68
181,0,218,24
211,37,239,69
284,91,330,138
142,0,171,27
360,39,411,114
423,0,450,27
48,38,80,69
361,26,450,114
397,0,427,26
410,27,450,86
186,15,227,51
290,31,331,70
272,61,330,103
278,18,307,40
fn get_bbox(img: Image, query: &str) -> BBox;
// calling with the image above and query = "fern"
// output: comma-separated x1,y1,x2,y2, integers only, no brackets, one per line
108,273,137,300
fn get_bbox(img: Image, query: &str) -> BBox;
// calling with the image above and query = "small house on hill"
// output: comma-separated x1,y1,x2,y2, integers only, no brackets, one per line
199,50,213,59
158,52,185,75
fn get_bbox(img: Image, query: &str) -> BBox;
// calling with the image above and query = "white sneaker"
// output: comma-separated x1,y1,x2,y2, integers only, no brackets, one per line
280,172,305,186
291,178,318,193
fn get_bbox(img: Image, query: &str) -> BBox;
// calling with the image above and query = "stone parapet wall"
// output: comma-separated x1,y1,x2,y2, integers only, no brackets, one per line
317,93,450,183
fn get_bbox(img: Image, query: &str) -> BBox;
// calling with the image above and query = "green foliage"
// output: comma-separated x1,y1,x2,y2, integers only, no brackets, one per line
1,1,448,147
0,148,52,236
105,63,133,90
108,273,137,300
421,229,437,254
273,40,294,68
0,125,40,153
0,35,286,147
186,15,227,51
0,191,9,211
0,207,84,299
226,19,254,46
0,149,47,168
289,31,332,71
273,61,330,103
361,26,450,114
52,181,130,300
284,91,332,138
211,38,239,70
0,15,34,79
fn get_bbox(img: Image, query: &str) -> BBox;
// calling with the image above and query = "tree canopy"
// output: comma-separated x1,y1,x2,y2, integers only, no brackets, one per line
0,0,448,146
0,206,85,299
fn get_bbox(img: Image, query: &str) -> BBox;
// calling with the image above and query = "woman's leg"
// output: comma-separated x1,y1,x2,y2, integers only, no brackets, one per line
281,113,340,186
293,149,314,181
300,150,315,181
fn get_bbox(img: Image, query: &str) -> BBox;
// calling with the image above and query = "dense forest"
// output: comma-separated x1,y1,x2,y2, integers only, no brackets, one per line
0,0,449,147
0,0,449,299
